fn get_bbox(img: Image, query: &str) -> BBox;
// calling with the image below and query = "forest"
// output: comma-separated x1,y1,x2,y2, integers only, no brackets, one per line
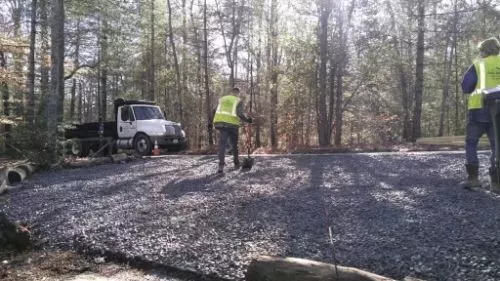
1,0,499,162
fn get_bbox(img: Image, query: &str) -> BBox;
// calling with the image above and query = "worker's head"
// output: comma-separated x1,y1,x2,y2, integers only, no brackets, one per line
478,37,500,58
232,87,241,96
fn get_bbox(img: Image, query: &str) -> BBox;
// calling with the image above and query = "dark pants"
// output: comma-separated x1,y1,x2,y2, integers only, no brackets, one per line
217,127,239,166
465,120,496,168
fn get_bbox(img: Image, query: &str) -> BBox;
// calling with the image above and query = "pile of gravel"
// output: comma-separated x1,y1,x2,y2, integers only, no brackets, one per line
3,152,500,281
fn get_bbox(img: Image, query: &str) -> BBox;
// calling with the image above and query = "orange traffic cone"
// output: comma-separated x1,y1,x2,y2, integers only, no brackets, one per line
152,140,160,155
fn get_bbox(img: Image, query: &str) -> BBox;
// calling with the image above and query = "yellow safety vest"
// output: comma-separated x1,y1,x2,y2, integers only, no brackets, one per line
468,56,500,109
213,95,241,126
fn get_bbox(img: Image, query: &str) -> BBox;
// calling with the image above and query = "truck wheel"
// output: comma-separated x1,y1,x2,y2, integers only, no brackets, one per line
71,139,90,157
134,134,152,156
70,139,83,156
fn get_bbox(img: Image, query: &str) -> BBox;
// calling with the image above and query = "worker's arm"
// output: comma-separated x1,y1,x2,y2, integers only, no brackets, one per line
461,65,477,94
236,101,252,123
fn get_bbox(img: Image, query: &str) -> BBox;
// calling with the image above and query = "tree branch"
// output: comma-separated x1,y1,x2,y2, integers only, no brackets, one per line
64,64,97,80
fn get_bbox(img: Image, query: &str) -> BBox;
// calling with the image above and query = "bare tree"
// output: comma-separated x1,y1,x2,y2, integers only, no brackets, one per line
47,0,64,159
167,0,184,122
269,0,279,149
26,0,37,126
203,0,213,148
317,0,331,146
412,0,425,142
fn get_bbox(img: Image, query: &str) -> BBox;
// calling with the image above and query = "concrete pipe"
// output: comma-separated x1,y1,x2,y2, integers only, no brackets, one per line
16,163,37,177
7,167,28,186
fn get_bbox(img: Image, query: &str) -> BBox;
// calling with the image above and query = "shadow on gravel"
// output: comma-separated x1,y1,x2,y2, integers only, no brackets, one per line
5,153,500,281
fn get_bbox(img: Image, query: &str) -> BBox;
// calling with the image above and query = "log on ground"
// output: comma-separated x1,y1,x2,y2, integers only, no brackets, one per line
245,256,396,281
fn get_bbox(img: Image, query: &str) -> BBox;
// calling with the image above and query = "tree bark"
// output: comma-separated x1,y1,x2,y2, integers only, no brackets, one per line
411,0,425,142
48,0,64,160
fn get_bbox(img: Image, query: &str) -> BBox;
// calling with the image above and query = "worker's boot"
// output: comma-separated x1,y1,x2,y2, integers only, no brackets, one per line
489,167,500,193
461,164,481,189
217,163,224,174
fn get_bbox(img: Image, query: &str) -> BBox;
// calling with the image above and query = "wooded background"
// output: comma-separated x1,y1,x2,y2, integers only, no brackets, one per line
1,0,499,161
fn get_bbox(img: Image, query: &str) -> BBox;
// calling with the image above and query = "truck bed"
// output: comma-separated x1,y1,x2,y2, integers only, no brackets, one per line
64,122,118,139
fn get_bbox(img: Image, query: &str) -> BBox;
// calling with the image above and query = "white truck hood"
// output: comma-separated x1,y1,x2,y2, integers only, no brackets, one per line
136,119,182,136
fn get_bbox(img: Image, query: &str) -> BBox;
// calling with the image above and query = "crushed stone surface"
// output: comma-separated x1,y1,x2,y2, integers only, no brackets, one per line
2,152,500,281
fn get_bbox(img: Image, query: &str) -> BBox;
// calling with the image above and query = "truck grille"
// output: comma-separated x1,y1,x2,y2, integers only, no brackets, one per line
164,125,176,135
173,125,182,135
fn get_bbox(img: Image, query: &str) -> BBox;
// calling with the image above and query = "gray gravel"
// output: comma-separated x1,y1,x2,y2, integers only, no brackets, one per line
2,152,500,281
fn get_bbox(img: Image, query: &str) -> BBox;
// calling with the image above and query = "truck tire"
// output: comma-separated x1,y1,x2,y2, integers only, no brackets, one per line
70,139,90,157
70,139,82,156
134,134,152,156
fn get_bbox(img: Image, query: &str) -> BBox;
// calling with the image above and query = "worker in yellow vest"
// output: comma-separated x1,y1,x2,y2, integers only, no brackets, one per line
211,87,253,173
461,37,500,192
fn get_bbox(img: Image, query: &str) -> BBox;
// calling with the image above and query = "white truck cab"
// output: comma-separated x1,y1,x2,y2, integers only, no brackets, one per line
115,100,187,155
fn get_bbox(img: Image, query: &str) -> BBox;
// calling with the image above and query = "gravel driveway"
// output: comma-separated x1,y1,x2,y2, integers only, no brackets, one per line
2,152,500,281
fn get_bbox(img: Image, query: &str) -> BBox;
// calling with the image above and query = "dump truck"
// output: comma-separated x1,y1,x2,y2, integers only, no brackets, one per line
64,98,187,157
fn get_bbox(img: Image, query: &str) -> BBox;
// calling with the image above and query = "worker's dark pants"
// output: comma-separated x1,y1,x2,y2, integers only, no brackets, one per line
465,120,496,168
217,127,239,166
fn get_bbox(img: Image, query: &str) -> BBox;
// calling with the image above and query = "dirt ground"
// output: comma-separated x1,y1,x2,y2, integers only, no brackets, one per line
0,250,182,281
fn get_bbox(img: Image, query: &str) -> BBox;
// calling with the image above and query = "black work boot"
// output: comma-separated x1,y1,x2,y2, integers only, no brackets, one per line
461,164,480,189
489,167,500,193
217,163,224,173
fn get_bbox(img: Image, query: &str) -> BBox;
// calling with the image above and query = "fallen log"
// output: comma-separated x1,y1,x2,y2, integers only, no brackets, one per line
245,256,396,281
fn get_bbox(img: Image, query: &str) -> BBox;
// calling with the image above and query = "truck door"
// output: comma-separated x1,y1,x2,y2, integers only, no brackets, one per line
118,105,137,138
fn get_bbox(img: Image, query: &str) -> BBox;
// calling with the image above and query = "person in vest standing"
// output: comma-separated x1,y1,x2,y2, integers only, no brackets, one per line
461,37,500,192
211,87,253,173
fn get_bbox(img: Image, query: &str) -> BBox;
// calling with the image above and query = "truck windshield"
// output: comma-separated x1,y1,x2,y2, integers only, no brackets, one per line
132,106,165,120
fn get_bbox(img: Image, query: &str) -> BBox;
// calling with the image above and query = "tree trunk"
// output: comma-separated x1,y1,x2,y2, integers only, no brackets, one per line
12,2,24,117
203,0,213,148
438,33,453,137
167,0,184,123
100,19,108,121
150,0,156,101
70,79,76,122
70,19,81,122
26,0,37,127
1,52,10,151
78,81,83,123
317,0,330,147
38,0,49,125
269,0,279,150
254,1,263,148
411,0,425,142
48,0,64,160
